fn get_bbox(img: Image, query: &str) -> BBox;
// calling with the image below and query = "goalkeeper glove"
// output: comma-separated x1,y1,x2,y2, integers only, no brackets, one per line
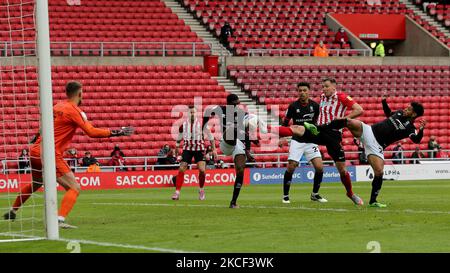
111,126,134,137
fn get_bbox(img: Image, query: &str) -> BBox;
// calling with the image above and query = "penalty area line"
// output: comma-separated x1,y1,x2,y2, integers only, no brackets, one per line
0,232,198,253
91,202,450,215
58,238,198,253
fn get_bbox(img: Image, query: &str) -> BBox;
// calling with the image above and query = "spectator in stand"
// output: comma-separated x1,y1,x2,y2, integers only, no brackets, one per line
334,27,351,49
205,145,216,169
82,152,97,167
156,144,177,169
18,149,30,174
375,40,385,57
435,147,449,159
220,22,233,50
217,159,229,169
313,41,329,57
354,138,368,164
428,135,441,158
410,146,426,164
109,145,127,171
392,142,404,164
66,148,80,172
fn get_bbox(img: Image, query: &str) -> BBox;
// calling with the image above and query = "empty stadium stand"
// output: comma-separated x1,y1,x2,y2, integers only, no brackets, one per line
0,0,211,56
228,65,450,161
0,65,229,172
182,0,450,55
414,0,450,30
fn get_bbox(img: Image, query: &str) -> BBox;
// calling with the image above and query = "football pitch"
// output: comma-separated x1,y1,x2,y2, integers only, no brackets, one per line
1,179,450,253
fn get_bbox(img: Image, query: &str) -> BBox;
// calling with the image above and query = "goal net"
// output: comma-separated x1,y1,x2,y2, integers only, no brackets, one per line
0,0,57,242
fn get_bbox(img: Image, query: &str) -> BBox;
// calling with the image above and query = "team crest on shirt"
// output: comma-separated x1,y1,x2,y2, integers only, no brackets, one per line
80,112,88,121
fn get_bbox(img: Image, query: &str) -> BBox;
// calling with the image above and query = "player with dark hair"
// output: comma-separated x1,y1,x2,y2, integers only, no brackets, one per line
204,94,252,208
318,97,426,207
171,106,216,201
3,81,134,228
281,82,327,203
203,93,326,208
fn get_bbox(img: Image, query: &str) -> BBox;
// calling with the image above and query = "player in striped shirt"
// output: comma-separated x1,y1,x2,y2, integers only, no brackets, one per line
171,106,216,201
315,77,364,205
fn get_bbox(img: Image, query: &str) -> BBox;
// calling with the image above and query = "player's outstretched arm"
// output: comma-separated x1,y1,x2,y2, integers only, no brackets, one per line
346,102,363,119
409,119,426,143
381,96,392,117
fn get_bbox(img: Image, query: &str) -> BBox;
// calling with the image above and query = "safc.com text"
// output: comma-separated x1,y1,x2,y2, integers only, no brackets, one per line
0,169,248,193
116,173,237,186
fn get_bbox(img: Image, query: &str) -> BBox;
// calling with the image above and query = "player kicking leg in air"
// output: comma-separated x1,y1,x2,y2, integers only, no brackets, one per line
3,81,134,228
270,78,365,205
313,96,425,207
203,94,326,208
171,106,217,200
204,94,267,208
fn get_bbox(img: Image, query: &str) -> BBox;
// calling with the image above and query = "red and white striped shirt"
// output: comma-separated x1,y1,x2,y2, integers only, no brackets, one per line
179,119,206,151
317,92,356,125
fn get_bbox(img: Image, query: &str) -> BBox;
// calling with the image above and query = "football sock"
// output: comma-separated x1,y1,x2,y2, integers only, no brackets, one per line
277,126,293,137
319,119,348,130
340,171,354,197
312,171,324,194
283,170,293,196
12,184,35,211
171,176,177,187
370,175,383,204
199,172,206,189
231,173,244,204
58,189,79,218
175,170,185,191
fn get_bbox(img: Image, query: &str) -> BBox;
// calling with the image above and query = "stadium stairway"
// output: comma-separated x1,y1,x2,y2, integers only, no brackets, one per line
162,0,232,56
402,0,450,41
212,76,279,128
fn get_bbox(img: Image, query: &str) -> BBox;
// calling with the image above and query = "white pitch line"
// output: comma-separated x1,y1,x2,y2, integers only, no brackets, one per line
92,202,450,215
0,232,198,253
58,238,197,253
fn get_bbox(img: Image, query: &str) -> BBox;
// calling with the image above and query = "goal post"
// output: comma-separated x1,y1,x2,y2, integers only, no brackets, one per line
36,0,58,240
0,0,58,242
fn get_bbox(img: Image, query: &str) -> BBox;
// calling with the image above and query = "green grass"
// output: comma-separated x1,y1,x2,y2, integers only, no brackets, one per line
1,179,450,253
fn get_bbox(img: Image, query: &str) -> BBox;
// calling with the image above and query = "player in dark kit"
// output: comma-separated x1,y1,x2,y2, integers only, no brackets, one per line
171,106,216,201
281,82,327,203
316,96,426,207
204,94,263,208
203,94,323,208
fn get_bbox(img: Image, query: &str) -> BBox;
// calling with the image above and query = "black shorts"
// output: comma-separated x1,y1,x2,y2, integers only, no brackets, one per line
181,150,206,164
299,128,346,162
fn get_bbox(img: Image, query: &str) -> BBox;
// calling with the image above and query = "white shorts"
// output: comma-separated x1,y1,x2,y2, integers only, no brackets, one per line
288,140,321,163
360,123,384,160
220,139,246,160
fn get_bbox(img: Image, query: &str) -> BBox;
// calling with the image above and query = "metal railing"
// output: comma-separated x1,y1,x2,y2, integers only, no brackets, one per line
246,48,373,57
0,41,215,57
2,149,449,174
